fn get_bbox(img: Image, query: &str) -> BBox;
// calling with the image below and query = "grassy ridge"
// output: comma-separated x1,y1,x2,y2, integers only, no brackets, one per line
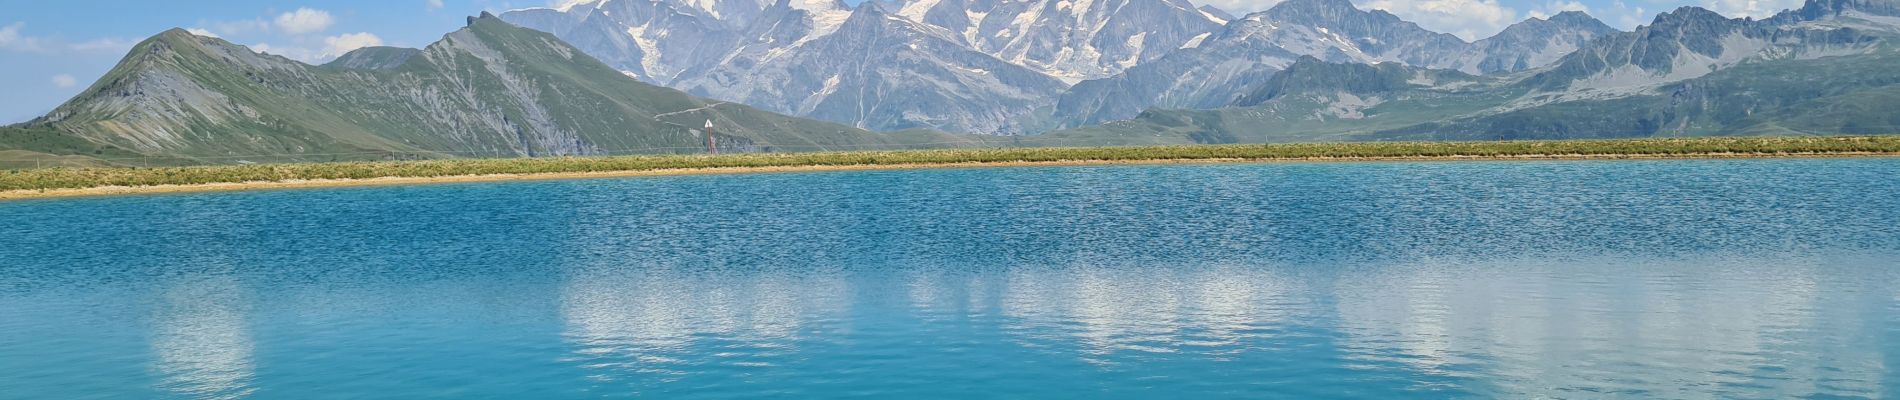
3,136,1897,192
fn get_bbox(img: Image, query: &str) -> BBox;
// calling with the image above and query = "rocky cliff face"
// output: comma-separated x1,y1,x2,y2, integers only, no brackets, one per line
1521,4,1886,95
669,1,1069,134
500,0,752,83
1454,11,1620,74
1772,0,1900,23
892,0,1226,82
1229,56,1479,107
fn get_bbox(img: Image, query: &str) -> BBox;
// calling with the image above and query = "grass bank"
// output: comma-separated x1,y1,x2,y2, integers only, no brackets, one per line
4,136,1898,199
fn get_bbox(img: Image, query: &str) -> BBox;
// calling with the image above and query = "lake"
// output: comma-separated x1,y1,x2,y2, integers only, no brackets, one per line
2,159,1898,398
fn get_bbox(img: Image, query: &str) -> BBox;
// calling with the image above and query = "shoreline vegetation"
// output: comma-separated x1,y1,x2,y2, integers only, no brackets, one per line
4,136,1898,200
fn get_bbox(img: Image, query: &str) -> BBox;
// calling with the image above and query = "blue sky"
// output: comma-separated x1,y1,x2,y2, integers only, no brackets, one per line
0,0,1812,123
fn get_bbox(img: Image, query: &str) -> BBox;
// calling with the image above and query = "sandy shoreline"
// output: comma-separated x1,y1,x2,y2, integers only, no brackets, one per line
2,152,1894,201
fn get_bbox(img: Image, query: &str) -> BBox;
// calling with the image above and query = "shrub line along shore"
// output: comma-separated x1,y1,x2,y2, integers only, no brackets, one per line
3,136,1897,201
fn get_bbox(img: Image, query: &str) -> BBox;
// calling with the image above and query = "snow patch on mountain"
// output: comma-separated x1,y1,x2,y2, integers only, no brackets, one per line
899,0,943,21
1181,32,1211,49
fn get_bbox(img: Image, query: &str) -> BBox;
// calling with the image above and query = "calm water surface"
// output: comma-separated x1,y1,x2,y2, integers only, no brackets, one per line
3,159,1899,399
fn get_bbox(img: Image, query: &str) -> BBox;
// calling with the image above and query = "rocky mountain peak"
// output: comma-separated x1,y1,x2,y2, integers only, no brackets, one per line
1198,5,1236,21
153,27,196,40
1456,11,1619,74
1488,11,1616,42
1771,0,1900,23
1266,0,1364,17
1649,6,1733,28
1548,11,1607,26
1253,0,1458,48
837,0,899,33
1258,0,1416,32
849,0,891,18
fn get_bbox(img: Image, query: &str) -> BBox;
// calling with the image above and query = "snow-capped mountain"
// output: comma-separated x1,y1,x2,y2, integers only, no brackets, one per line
504,0,1639,134
673,1,1069,134
889,0,1227,82
501,0,759,83
18,0,1900,167
504,0,1228,133
1048,0,1483,128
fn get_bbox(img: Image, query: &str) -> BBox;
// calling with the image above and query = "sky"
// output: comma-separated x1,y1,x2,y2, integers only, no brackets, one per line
0,0,1813,123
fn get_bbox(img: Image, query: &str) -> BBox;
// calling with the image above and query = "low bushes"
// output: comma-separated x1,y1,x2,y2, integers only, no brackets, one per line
4,136,1897,192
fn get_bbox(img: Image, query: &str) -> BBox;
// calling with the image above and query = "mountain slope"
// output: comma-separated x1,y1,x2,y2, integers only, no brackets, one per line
1455,11,1620,74
1045,0,1485,129
1042,0,1900,144
500,0,750,83
497,0,1632,135
1231,56,1484,107
322,46,422,70
10,14,994,165
503,0,1230,133
1519,6,1881,95
1377,48,1900,140
892,0,1226,82
672,1,1069,134
1042,57,1511,144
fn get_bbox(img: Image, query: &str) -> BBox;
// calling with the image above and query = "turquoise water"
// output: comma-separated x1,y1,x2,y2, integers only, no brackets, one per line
3,159,1899,398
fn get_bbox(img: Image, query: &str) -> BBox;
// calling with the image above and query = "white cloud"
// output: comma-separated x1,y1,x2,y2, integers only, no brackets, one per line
1603,0,1649,29
208,18,271,36
322,32,384,58
185,28,221,38
1361,0,1520,40
254,32,384,63
0,22,44,51
274,8,335,35
51,74,77,88
428,0,446,10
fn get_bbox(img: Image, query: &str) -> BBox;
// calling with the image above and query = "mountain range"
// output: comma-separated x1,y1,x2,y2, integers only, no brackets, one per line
3,0,1898,166
503,0,1633,133
1044,0,1900,144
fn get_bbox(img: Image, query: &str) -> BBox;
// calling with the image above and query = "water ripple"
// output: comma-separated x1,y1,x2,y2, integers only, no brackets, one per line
1,159,1897,398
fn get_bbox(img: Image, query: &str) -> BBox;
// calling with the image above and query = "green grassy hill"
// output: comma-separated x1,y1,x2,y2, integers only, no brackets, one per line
2,14,1003,166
